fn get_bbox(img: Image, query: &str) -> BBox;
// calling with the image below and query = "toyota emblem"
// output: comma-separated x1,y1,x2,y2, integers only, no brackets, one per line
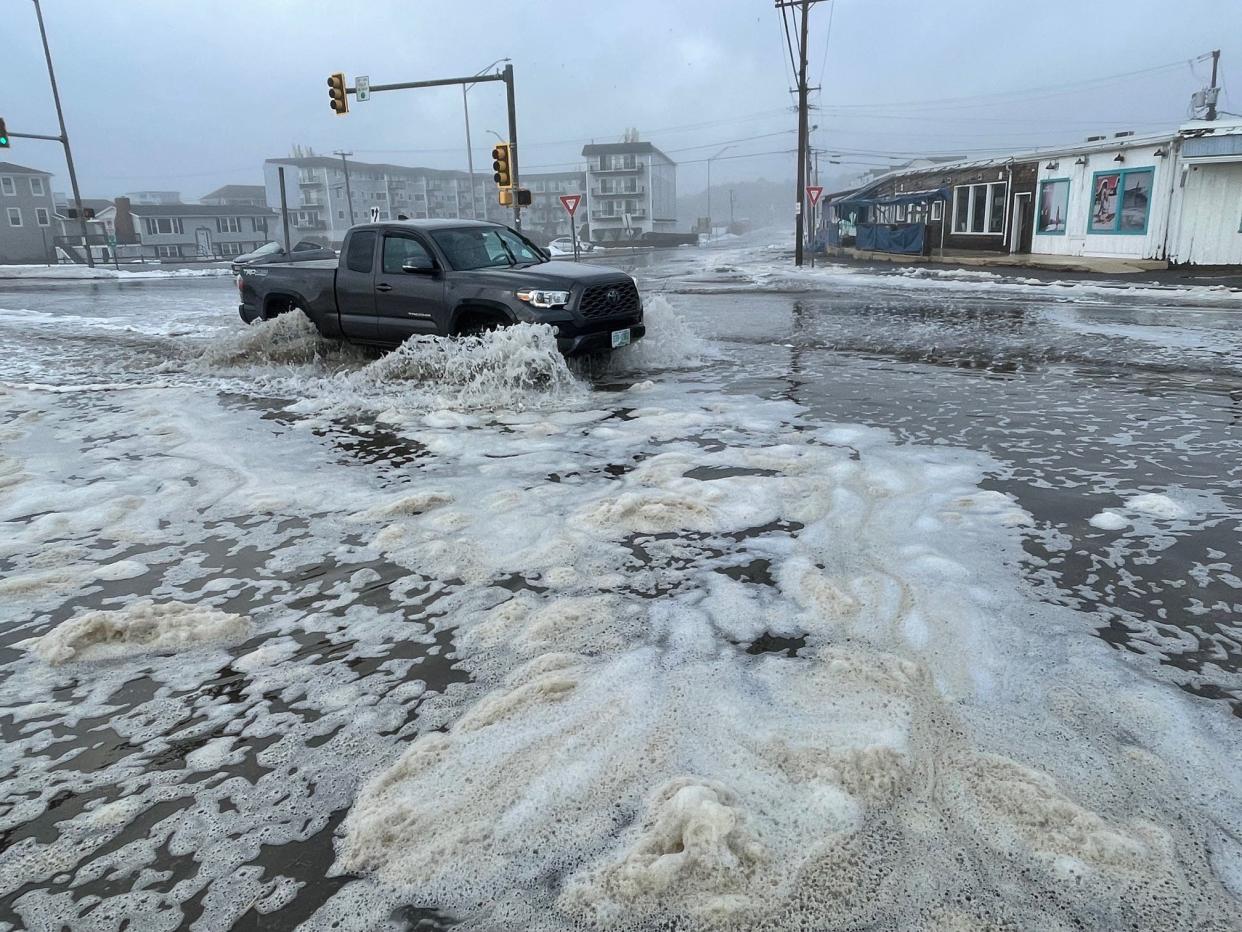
605,288,620,306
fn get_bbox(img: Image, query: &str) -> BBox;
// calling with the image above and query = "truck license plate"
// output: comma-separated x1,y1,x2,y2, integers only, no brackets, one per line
611,328,631,348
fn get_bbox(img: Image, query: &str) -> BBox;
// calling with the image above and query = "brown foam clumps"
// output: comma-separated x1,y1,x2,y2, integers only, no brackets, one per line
26,600,251,665
562,778,766,923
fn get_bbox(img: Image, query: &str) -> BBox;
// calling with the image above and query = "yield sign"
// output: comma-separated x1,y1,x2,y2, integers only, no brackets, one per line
806,185,824,207
559,194,582,215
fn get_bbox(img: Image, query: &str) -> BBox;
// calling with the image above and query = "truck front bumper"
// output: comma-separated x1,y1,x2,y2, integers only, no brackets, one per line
557,323,646,356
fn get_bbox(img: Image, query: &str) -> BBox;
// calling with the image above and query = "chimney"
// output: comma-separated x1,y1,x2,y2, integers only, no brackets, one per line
113,197,137,245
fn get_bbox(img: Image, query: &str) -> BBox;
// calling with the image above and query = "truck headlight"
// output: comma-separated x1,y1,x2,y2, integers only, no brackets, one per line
515,289,570,308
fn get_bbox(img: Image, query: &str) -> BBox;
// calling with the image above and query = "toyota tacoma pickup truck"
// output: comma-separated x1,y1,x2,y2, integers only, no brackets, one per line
236,219,644,356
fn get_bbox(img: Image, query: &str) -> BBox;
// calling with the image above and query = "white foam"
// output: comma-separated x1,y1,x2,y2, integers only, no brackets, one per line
1125,492,1187,520
1089,511,1130,531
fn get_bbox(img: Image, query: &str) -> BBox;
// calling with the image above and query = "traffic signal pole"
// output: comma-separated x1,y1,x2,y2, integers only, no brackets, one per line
32,0,93,267
337,67,523,229
503,64,521,230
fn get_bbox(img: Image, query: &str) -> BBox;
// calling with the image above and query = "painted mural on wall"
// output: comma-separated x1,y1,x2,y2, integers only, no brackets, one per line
1037,179,1069,233
1089,173,1120,233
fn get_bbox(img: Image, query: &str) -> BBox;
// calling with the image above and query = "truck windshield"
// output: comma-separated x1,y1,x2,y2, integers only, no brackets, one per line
430,227,545,270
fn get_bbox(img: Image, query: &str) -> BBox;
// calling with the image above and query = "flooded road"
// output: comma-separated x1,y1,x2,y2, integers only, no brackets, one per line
1,247,1240,930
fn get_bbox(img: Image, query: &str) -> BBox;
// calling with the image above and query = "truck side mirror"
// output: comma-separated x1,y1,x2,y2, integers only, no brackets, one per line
402,255,435,273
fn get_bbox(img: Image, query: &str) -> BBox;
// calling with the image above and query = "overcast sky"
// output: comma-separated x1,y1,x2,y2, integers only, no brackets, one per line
5,0,1238,200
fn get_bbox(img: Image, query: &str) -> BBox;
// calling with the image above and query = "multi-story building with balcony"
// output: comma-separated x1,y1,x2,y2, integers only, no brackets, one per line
522,170,587,242
263,157,498,249
581,140,677,242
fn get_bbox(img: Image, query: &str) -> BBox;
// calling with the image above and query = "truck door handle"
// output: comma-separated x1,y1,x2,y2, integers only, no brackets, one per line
375,283,393,293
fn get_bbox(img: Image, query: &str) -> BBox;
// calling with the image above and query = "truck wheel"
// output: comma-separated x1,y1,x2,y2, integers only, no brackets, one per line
453,309,510,338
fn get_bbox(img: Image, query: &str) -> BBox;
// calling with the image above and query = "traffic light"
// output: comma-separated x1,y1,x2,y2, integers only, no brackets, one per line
0,118,9,148
492,143,512,189
498,189,514,207
327,73,349,116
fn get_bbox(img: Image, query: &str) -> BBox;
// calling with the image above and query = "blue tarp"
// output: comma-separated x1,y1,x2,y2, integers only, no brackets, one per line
856,222,926,255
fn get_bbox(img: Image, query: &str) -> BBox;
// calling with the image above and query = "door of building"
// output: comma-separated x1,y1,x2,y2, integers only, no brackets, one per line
1010,193,1033,254
195,227,213,258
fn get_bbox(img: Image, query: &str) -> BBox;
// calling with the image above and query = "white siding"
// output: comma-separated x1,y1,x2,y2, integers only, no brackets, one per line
1168,161,1242,266
1031,143,1174,260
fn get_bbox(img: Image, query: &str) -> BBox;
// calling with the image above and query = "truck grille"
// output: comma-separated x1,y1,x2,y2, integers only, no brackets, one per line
578,281,640,320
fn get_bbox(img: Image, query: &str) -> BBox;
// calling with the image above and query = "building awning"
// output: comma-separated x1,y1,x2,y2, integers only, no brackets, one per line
1181,133,1242,164
835,187,949,208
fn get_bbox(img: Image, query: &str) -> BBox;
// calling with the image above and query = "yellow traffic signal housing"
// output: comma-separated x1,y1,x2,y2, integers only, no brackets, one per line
327,73,349,116
492,143,512,188
0,118,9,148
498,189,514,207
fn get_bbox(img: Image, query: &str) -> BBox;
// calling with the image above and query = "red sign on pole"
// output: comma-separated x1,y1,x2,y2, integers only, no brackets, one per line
559,194,581,215
806,185,824,207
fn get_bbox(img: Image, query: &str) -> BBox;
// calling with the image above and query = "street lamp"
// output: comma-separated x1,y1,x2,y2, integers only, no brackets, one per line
462,58,510,221
706,144,734,239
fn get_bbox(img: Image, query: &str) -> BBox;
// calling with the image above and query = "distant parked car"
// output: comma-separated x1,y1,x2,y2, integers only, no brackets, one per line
548,237,594,257
230,240,337,272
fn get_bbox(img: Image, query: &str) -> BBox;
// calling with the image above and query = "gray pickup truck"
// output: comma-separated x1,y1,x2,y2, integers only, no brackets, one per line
236,219,645,356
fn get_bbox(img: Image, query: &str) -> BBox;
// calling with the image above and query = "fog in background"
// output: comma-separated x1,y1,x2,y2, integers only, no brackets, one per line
5,0,1238,203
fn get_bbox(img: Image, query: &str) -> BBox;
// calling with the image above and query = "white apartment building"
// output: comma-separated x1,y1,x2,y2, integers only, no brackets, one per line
581,141,677,242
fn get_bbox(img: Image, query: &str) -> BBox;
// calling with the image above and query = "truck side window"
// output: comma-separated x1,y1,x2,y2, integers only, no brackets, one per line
382,236,432,274
345,231,377,273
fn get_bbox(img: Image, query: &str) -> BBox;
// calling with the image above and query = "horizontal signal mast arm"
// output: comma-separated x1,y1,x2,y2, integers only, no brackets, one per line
345,73,505,95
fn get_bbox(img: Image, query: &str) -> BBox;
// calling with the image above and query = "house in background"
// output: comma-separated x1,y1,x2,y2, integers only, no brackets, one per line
125,190,181,205
118,200,277,260
200,185,267,207
581,137,678,242
0,161,57,264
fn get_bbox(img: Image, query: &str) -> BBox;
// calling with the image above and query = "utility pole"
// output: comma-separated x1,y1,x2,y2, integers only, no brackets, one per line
462,86,479,219
777,0,825,265
793,0,811,266
334,151,354,223
32,0,92,267
729,189,735,227
1207,49,1221,121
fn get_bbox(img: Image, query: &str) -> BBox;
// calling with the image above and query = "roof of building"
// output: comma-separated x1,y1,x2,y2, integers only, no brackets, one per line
0,161,52,176
200,184,266,200
580,141,674,162
127,203,277,217
265,156,476,179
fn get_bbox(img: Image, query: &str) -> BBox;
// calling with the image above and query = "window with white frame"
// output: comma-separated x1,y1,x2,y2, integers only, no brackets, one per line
952,182,1007,234
35,207,50,226
29,177,45,196
144,217,183,235
218,242,244,256
251,217,267,233
7,207,21,226
931,200,943,221
217,217,241,233
0,177,14,196
155,245,180,258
